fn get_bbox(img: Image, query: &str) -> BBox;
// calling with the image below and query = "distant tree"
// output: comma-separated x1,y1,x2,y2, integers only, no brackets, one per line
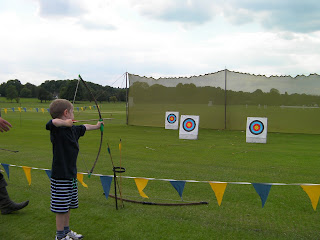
24,82,38,98
116,88,126,102
20,87,32,98
0,82,6,97
38,87,52,103
270,88,280,95
96,89,108,103
6,79,23,94
59,80,83,101
109,96,117,103
6,85,18,102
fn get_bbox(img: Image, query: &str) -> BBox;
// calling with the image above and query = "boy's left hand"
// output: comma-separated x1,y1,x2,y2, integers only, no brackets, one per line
97,120,104,129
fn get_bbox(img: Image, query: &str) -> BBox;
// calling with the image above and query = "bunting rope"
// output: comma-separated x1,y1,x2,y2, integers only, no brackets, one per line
2,163,320,210
1,163,319,186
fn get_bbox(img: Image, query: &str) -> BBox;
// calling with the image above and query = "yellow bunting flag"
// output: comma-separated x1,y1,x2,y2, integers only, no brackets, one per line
301,185,320,211
77,173,88,188
18,107,21,112
4,108,7,114
134,178,149,198
209,182,228,206
89,106,92,110
22,166,32,186
41,108,45,113
81,107,84,111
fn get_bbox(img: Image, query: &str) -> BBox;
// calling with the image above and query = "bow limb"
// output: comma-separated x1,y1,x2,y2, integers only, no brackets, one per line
78,74,104,177
108,194,209,206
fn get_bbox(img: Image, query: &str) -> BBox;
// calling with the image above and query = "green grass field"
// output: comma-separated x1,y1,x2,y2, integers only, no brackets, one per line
0,98,320,239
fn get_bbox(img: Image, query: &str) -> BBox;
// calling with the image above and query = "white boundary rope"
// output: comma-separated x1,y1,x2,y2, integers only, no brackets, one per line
1,163,319,186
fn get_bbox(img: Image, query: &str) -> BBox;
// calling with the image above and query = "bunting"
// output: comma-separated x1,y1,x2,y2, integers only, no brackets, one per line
170,180,186,200
209,182,227,206
45,170,52,179
301,185,320,211
1,163,10,179
77,173,88,188
134,178,149,198
1,105,98,114
22,166,32,185
252,183,272,208
100,176,113,200
1,163,320,209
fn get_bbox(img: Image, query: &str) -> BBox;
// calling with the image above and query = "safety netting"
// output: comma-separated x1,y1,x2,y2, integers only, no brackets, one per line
127,70,320,134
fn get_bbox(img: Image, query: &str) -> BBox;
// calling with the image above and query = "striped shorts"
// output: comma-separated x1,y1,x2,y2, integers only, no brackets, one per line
50,178,79,213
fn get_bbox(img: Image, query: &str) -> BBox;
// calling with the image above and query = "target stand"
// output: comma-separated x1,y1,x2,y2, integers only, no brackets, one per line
165,112,179,130
179,115,200,140
113,166,126,210
246,117,268,143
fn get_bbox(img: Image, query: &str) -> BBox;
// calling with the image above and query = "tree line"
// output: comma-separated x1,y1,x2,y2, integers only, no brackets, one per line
129,82,320,107
0,79,126,103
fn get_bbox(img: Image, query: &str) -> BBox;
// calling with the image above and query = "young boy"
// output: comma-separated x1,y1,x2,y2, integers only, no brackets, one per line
46,99,103,240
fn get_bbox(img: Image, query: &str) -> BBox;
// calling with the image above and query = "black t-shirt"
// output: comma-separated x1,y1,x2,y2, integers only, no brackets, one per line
46,120,86,179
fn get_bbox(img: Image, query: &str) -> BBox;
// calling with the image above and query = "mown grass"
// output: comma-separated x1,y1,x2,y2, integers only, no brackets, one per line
0,98,320,239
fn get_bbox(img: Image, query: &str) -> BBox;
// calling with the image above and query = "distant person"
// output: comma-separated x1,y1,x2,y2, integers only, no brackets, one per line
46,99,103,240
0,117,29,214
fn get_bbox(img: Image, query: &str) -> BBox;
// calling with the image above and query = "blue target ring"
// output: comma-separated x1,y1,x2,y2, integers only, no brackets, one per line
249,120,264,135
183,118,196,132
167,114,177,124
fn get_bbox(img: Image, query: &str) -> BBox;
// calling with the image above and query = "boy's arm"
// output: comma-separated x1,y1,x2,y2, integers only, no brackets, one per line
52,119,73,127
84,121,104,131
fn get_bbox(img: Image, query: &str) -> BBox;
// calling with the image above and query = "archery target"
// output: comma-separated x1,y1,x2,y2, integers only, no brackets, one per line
249,120,264,135
179,115,199,140
183,118,196,132
246,117,268,143
165,112,179,130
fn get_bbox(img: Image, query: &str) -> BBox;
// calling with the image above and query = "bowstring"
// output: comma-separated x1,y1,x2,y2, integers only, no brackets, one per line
72,78,89,174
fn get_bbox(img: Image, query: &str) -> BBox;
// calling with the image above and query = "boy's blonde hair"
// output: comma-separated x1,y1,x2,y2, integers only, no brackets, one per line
49,99,73,119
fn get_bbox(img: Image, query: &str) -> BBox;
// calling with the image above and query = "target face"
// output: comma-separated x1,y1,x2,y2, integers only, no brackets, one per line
183,118,196,132
246,117,268,143
165,112,179,130
179,115,199,140
167,114,177,124
249,120,264,135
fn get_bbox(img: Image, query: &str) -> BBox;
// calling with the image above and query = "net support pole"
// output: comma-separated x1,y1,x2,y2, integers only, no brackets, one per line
224,68,227,130
125,72,129,125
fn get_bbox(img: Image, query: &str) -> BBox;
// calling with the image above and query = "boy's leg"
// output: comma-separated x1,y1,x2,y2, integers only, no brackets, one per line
65,182,83,240
56,211,70,231
56,212,70,239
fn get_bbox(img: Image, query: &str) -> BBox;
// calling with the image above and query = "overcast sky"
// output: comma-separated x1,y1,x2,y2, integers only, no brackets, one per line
0,0,319,87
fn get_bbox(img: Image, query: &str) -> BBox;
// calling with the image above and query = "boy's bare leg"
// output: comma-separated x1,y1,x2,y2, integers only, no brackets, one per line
56,210,70,230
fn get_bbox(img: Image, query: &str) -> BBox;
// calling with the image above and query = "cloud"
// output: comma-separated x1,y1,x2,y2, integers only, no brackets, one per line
131,0,217,24
35,0,87,18
130,0,320,33
77,19,117,31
